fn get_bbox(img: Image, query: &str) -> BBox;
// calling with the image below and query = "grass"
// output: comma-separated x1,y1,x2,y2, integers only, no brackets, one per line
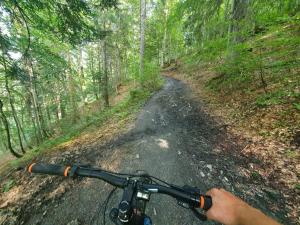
3,84,161,173
2,179,15,192
284,149,298,159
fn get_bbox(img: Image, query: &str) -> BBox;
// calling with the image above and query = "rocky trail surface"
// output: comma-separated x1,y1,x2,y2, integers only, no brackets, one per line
0,77,293,225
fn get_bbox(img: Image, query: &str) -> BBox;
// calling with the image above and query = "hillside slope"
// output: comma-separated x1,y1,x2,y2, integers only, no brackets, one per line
165,23,300,222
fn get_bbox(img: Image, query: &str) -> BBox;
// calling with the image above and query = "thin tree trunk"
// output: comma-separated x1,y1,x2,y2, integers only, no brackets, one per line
0,99,23,158
78,46,87,104
161,5,167,67
1,50,26,154
97,41,103,106
89,47,99,100
259,46,267,93
139,0,146,86
67,53,79,122
116,45,122,94
26,59,44,141
28,58,49,138
103,36,109,107
26,93,40,144
55,92,62,122
4,76,26,153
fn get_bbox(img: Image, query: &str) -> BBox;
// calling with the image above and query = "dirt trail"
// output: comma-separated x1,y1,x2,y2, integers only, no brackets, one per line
0,77,293,225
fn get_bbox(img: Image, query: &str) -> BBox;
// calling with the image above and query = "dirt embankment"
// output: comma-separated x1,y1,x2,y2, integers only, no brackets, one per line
163,64,299,222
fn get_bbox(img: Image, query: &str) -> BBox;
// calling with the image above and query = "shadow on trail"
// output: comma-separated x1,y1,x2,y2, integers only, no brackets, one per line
2,77,293,225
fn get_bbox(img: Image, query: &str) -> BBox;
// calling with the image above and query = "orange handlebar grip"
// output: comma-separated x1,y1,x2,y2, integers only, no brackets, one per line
28,163,36,173
200,196,205,209
64,166,71,177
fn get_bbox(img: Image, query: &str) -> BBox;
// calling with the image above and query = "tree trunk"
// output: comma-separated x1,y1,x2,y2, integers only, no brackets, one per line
26,93,40,144
1,49,27,154
67,52,79,122
78,46,87,104
4,75,26,154
139,0,146,86
228,0,250,56
116,45,122,95
89,47,99,100
26,59,46,141
0,99,23,158
97,41,103,104
161,5,167,67
103,36,109,107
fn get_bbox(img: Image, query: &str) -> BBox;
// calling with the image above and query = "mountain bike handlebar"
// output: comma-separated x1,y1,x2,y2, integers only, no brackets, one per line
27,163,212,223
28,163,127,187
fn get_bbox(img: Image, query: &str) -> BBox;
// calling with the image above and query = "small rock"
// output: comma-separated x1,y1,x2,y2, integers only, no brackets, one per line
206,165,213,171
200,172,205,177
153,207,157,216
67,219,80,225
178,151,182,155
43,211,47,216
220,170,223,175
136,154,140,159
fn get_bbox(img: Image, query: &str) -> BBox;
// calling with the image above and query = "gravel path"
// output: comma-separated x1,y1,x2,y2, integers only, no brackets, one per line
2,77,292,225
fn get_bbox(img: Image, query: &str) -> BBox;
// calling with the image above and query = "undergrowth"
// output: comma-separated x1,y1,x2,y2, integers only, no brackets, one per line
180,21,300,145
7,80,162,170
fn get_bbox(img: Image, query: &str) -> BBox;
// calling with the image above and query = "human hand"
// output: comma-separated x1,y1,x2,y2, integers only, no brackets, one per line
206,188,250,225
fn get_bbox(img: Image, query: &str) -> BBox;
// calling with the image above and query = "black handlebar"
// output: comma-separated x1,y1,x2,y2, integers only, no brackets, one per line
27,163,212,211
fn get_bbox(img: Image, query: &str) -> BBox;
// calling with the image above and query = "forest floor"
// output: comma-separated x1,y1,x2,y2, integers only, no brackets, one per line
165,64,299,223
0,75,297,225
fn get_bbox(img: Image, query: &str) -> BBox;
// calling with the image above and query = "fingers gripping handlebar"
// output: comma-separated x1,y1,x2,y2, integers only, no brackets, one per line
27,163,212,212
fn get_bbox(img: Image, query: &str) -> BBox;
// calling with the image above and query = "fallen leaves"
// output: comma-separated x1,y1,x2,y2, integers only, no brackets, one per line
165,63,300,223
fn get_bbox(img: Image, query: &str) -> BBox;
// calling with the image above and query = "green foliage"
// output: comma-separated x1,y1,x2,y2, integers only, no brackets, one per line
129,89,150,102
294,103,300,111
10,88,152,168
0,0,150,159
2,179,15,193
285,149,298,158
250,171,263,181
141,62,163,92
255,91,285,107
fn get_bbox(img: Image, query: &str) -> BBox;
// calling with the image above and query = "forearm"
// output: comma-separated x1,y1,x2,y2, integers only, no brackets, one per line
238,205,282,225
206,188,282,225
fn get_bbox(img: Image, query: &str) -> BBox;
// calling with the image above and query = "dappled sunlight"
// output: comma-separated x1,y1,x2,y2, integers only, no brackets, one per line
155,138,169,150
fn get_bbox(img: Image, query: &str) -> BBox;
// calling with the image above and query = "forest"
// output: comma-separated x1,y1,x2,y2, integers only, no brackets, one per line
1,0,299,159
0,0,161,160
0,0,299,223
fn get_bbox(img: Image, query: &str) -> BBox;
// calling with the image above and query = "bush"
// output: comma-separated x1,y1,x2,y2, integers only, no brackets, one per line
129,89,150,102
255,91,286,107
141,62,163,91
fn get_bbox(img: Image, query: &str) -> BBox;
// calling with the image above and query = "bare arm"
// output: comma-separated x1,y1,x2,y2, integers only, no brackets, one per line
206,188,282,225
